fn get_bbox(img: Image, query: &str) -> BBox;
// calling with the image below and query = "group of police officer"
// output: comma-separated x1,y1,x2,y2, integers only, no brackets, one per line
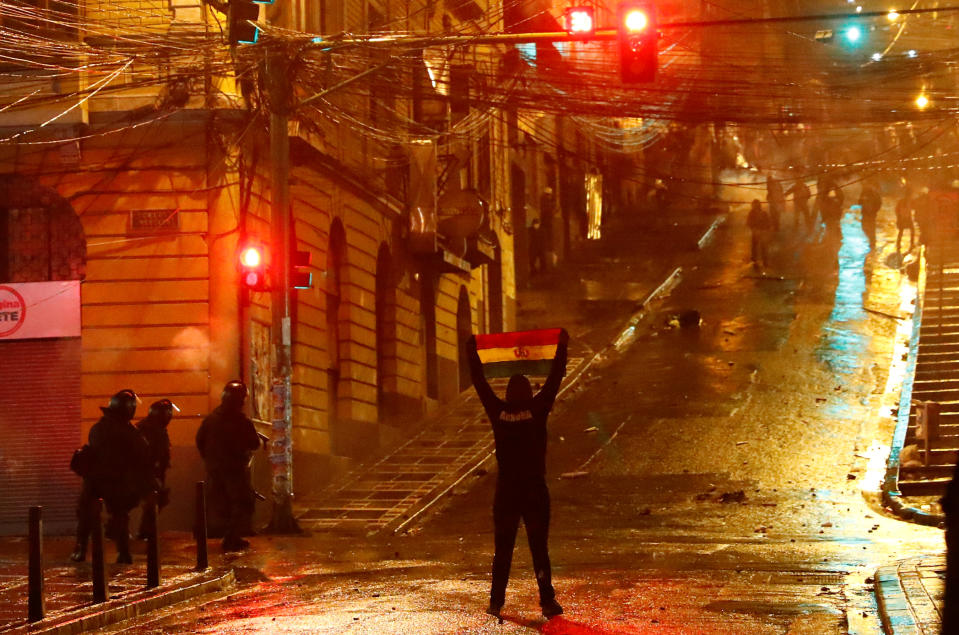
70,380,262,563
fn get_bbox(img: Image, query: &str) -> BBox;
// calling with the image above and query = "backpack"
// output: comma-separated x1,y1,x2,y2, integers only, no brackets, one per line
69,444,94,477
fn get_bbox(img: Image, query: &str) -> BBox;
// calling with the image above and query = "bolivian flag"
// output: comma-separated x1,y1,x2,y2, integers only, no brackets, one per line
475,328,562,378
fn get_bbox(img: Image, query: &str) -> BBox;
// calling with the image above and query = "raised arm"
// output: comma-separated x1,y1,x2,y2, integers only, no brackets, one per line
466,335,500,411
535,329,569,407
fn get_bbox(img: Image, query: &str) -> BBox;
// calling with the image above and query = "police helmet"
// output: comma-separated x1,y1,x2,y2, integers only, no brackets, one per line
221,380,247,410
101,389,139,420
148,399,178,422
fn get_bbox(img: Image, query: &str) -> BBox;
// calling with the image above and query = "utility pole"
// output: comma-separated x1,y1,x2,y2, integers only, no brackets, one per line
263,46,300,534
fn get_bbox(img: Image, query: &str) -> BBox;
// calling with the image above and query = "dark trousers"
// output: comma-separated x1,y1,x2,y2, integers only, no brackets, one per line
74,480,134,558
73,480,94,553
490,478,555,606
750,232,768,267
862,215,877,248
206,465,254,546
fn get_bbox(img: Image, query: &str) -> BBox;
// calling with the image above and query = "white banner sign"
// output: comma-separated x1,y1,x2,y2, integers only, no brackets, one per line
0,281,81,340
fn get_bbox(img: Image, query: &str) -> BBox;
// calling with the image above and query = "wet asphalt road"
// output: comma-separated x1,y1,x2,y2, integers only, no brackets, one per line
102,200,944,634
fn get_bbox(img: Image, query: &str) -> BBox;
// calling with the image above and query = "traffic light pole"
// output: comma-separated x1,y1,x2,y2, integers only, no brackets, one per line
263,48,300,534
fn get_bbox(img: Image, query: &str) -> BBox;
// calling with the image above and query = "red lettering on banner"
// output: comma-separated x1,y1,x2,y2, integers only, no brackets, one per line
0,286,26,337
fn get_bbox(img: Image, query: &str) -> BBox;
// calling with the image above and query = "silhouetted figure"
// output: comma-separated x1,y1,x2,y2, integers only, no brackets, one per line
766,175,785,232
196,380,261,552
72,389,153,564
528,218,545,276
896,187,916,253
467,330,569,620
747,199,771,270
786,177,813,232
941,461,959,633
820,185,845,246
136,399,175,539
859,183,882,249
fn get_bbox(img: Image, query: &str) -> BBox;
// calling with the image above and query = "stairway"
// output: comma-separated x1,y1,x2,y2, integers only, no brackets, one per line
899,260,959,496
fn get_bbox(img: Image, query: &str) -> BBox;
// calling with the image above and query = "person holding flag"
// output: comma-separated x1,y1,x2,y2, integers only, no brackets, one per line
466,327,569,620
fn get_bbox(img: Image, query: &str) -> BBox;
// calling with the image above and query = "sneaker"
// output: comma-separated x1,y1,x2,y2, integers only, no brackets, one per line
486,601,503,617
69,546,86,563
541,598,563,619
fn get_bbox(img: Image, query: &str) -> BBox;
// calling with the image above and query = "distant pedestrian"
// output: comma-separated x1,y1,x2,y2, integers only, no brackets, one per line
813,175,836,233
466,329,569,620
196,380,262,552
859,183,882,249
767,175,785,232
72,389,154,564
528,219,545,276
136,399,176,540
747,199,771,270
941,461,959,633
820,185,845,245
786,177,813,232
896,187,915,253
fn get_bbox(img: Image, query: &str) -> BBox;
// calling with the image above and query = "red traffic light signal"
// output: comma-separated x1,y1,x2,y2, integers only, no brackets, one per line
238,244,269,291
622,6,649,33
617,2,657,83
564,6,595,36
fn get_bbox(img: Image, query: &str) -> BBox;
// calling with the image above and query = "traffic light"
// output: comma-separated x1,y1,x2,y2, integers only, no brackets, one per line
229,0,263,45
563,6,595,37
617,2,657,83
238,244,269,291
292,250,313,289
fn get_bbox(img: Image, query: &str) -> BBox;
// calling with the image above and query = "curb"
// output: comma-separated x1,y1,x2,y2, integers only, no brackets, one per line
874,563,918,635
2,568,234,635
390,217,722,535
880,249,946,527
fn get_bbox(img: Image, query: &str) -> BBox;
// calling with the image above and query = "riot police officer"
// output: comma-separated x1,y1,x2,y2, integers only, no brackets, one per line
196,380,261,551
72,389,153,564
136,399,176,539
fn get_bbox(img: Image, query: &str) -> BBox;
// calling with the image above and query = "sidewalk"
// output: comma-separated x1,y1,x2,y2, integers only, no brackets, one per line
295,210,725,535
875,555,945,635
0,535,233,634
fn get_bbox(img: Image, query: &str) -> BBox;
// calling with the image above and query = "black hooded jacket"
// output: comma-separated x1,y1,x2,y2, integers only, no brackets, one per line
88,410,153,507
467,332,568,482
195,405,260,472
137,414,171,481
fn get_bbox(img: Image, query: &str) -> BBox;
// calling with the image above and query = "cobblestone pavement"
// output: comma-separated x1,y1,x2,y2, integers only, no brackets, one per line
0,536,201,631
877,554,946,635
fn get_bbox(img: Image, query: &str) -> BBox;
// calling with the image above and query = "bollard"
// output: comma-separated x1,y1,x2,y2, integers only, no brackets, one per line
146,492,160,588
90,499,108,603
195,481,208,571
28,506,44,622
